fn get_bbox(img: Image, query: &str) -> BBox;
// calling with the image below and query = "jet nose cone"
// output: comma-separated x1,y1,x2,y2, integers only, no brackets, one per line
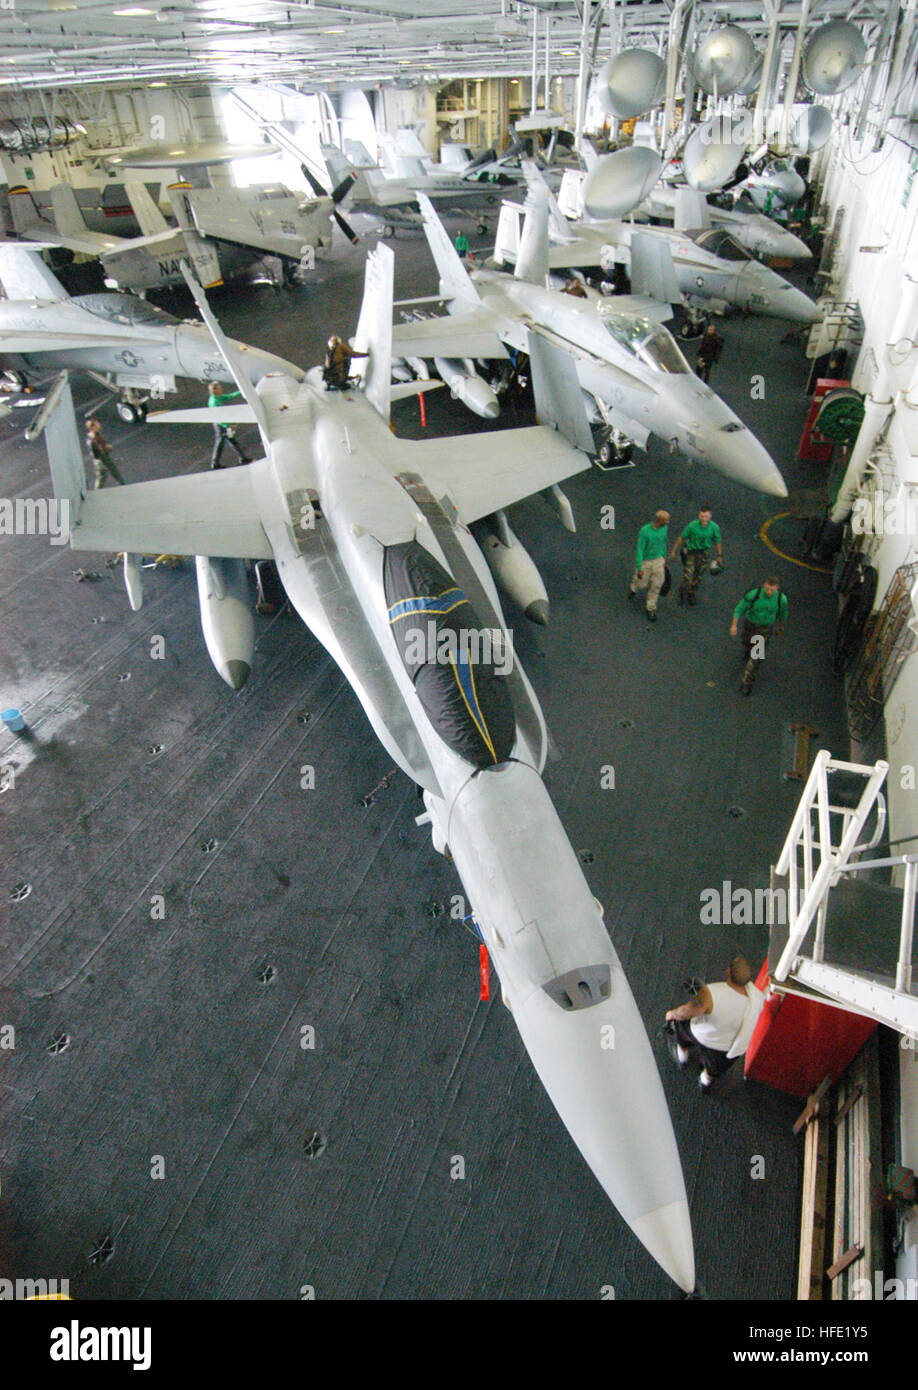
780,287,822,324
222,659,251,690
524,598,550,625
762,470,789,499
632,1200,696,1293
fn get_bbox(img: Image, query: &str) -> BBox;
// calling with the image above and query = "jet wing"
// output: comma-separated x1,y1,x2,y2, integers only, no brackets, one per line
392,308,507,360
70,462,273,559
406,424,590,525
629,231,682,304
0,330,164,352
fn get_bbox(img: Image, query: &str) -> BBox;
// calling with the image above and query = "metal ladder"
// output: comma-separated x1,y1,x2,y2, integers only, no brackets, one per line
772,750,918,1039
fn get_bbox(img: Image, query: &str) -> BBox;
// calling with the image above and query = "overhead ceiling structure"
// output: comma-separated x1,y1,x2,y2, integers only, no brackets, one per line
0,0,891,94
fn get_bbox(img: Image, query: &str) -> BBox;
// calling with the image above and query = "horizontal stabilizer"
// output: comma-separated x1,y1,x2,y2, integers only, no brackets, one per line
630,231,682,304
390,379,443,401
147,404,258,426
71,461,273,559
529,330,596,454
28,371,86,526
407,424,590,525
392,307,506,360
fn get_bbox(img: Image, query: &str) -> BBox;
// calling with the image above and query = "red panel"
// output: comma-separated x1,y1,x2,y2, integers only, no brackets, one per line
744,962,877,1097
797,377,850,463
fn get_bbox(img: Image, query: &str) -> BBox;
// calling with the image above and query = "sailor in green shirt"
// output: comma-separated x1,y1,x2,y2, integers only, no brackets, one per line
207,382,251,470
669,506,723,606
627,509,670,622
730,576,788,695
454,230,471,260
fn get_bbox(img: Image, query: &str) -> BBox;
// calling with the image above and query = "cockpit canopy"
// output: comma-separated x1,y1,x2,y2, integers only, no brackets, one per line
600,312,691,374
71,292,179,326
693,228,753,262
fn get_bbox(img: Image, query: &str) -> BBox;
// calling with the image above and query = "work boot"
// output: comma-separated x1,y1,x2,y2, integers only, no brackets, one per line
646,608,657,623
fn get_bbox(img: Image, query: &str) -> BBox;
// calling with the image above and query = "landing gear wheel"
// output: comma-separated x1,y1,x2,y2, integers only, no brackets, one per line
116,400,143,424
282,259,302,288
1,368,28,392
477,221,487,235
594,430,634,471
679,312,709,342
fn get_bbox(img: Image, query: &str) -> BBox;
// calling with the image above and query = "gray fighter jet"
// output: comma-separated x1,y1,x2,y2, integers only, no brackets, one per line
398,190,788,496
31,250,695,1293
0,246,302,419
508,166,821,327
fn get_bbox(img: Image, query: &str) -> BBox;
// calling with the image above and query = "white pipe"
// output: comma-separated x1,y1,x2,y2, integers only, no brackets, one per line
545,14,551,112
830,272,918,523
531,5,539,117
897,858,917,993
779,0,812,153
574,0,592,147
752,2,781,149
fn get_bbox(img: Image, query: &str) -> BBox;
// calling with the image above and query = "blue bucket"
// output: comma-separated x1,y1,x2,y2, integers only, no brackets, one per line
2,708,26,733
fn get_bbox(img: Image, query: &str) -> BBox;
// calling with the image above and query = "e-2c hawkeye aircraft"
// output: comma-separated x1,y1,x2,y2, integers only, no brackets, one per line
0,246,302,421
33,248,695,1292
8,181,229,293
399,189,788,494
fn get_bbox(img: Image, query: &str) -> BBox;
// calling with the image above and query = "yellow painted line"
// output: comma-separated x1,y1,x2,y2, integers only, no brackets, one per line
760,512,833,574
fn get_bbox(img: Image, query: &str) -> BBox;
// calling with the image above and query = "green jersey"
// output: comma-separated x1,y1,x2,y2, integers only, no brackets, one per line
734,587,788,625
635,523,668,569
681,518,721,551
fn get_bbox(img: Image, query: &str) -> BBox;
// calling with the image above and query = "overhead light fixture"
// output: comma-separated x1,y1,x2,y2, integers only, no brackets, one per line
113,7,155,14
148,80,167,87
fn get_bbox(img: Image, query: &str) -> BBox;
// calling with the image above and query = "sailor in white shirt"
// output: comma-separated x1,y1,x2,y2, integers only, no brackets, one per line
665,956,766,1091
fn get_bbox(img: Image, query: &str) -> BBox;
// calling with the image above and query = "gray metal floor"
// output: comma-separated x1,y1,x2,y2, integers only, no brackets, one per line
0,222,850,1299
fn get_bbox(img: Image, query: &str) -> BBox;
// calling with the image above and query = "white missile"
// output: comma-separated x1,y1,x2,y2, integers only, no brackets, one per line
432,356,500,419
542,483,576,533
481,511,550,624
194,555,255,689
123,551,143,611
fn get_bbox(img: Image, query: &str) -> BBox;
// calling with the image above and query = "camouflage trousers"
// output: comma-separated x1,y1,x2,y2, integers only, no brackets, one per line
679,548,709,602
741,620,774,689
92,449,124,488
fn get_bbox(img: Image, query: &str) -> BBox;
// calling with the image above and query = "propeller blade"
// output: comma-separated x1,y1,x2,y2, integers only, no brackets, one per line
301,163,329,198
331,171,358,205
333,208,360,245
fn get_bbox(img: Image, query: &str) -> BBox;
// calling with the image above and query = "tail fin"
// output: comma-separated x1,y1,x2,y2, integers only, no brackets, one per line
49,184,90,237
345,139,376,169
557,170,586,221
415,192,479,305
165,185,224,287
0,245,68,301
521,159,571,241
25,371,86,526
673,187,710,232
351,242,393,421
494,200,524,267
125,179,169,236
180,262,268,434
514,185,549,287
7,186,44,237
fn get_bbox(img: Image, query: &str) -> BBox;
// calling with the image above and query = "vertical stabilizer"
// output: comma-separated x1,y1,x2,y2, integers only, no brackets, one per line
351,243,393,421
521,159,572,241
673,187,710,232
125,179,169,236
514,184,550,287
415,191,479,305
165,185,224,287
48,184,90,237
25,372,86,526
0,245,68,301
180,262,268,434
